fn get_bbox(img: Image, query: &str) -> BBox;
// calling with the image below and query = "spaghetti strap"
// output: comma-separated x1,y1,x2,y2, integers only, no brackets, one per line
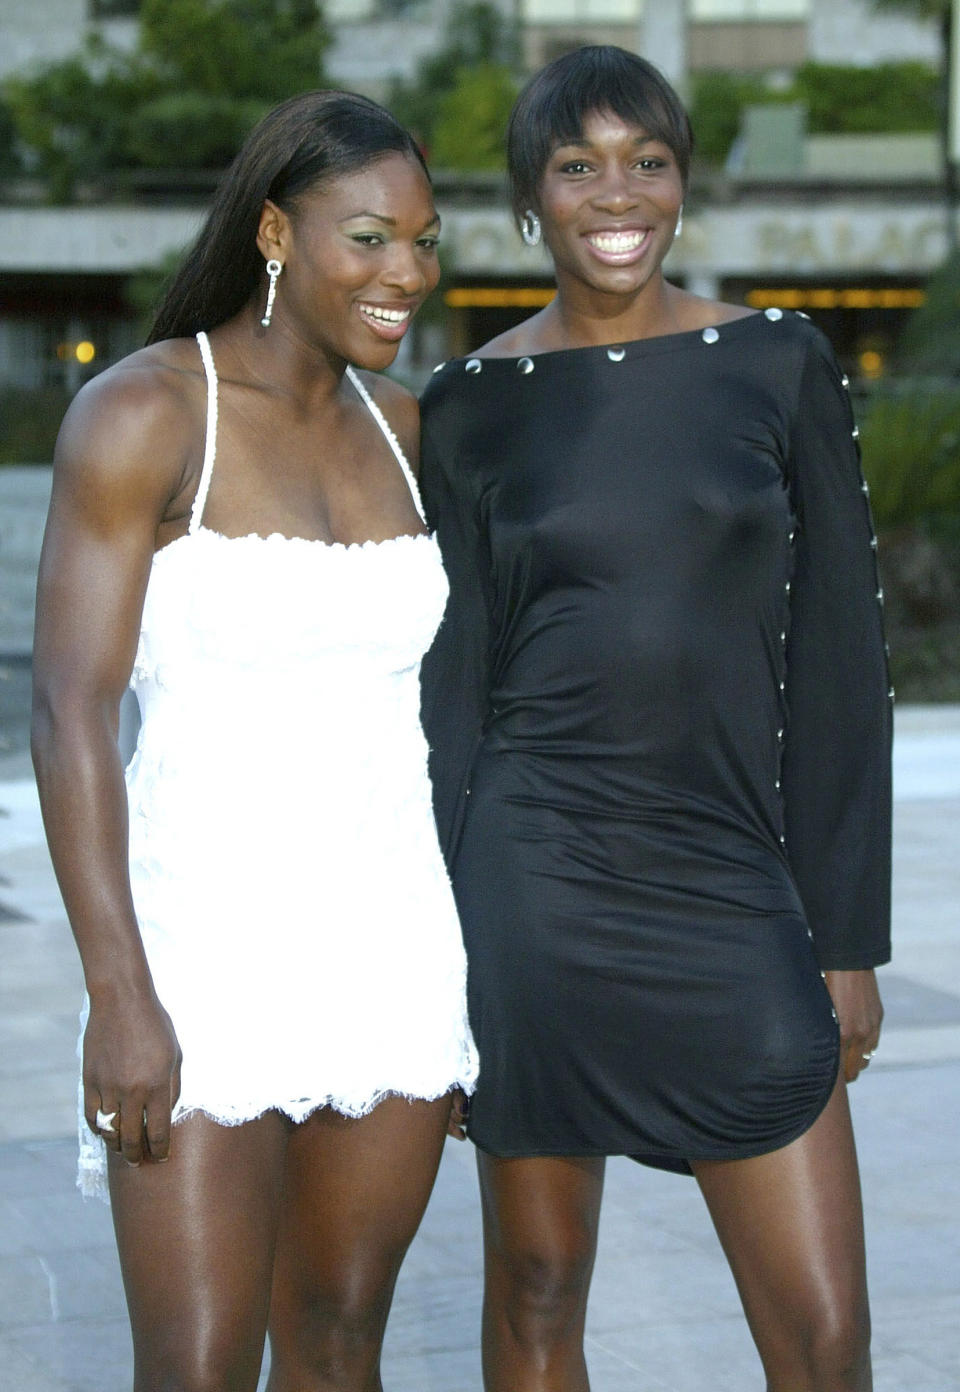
345,365,426,526
190,331,219,535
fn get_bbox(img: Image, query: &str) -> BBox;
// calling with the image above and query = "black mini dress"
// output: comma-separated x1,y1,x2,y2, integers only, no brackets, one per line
419,310,892,1174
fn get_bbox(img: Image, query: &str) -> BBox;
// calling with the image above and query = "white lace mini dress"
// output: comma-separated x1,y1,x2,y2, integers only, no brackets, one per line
78,332,478,1197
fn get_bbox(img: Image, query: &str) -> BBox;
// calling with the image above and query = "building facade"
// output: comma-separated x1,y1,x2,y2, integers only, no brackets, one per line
0,0,953,395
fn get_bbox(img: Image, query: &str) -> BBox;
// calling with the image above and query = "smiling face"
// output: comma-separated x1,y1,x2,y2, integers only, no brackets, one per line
260,152,441,370
536,109,684,305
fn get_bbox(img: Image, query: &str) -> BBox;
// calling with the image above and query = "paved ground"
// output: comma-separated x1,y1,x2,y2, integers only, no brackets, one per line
1,659,958,1387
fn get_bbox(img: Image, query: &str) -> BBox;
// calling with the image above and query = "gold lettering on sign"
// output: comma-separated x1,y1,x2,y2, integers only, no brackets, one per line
756,223,823,266
872,224,910,264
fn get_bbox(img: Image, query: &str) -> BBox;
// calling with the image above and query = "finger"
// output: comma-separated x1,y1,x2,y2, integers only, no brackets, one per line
844,1041,864,1083
145,1088,173,1163
118,1095,146,1167
83,1083,103,1139
89,1092,123,1150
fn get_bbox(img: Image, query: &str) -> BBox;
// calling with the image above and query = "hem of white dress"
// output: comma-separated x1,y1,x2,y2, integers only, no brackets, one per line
77,1074,478,1204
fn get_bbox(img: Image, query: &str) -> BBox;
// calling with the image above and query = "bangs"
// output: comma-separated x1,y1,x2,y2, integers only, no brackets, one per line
508,46,692,220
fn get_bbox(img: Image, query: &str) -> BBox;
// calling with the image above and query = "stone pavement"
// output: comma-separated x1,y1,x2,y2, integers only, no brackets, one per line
0,707,958,1391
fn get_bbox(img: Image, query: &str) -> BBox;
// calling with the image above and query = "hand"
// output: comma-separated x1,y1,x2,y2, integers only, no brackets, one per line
82,987,182,1167
447,1088,470,1141
824,969,883,1083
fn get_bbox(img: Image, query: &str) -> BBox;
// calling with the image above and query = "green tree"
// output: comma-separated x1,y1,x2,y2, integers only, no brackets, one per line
896,250,960,376
431,63,518,171
388,2,517,164
689,60,941,167
3,0,329,200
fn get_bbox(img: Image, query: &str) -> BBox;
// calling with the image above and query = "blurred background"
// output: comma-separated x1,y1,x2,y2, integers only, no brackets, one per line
0,0,959,712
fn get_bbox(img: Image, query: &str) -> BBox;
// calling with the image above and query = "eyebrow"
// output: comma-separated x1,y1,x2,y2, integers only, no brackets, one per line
339,211,442,230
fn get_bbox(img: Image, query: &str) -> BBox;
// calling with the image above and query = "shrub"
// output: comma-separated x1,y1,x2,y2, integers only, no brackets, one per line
860,387,960,529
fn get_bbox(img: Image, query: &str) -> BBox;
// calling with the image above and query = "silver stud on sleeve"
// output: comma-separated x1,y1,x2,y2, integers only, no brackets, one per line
841,374,850,389
888,687,896,700
465,359,482,375
852,425,860,440
518,357,535,375
607,346,626,362
861,480,870,495
876,588,884,603
870,536,878,550
785,581,791,594
764,307,784,321
701,326,720,344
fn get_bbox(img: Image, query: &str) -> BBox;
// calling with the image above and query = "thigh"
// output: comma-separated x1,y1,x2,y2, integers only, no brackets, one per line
270,1094,452,1332
109,1109,289,1388
693,1076,869,1360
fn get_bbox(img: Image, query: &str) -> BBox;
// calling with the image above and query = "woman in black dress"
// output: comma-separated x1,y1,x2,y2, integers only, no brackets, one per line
420,46,890,1392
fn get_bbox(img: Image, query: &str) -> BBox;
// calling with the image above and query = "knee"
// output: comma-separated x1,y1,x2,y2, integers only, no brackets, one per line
269,1276,393,1386
133,1346,260,1392
806,1305,871,1392
489,1232,595,1337
771,1301,871,1392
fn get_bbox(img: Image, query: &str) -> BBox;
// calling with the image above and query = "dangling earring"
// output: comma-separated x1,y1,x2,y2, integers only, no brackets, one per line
674,206,684,240
260,258,283,328
521,210,542,248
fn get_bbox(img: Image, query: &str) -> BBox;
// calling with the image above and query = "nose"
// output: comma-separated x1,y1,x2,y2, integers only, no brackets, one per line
591,162,640,215
382,243,428,296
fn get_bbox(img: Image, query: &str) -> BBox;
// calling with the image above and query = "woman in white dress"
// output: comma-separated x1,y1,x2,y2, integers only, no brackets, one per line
32,90,477,1391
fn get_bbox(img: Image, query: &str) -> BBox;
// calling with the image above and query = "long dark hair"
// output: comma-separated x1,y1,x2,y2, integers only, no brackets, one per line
507,46,693,226
148,90,430,344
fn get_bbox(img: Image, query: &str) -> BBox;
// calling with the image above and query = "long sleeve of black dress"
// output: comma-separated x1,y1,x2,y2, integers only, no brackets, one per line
781,333,893,970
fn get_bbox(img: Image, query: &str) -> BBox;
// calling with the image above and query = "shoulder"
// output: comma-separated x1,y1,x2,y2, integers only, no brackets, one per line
53,339,204,514
353,369,421,468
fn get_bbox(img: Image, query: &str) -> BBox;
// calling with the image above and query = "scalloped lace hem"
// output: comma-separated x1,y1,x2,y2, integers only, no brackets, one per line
77,1076,476,1203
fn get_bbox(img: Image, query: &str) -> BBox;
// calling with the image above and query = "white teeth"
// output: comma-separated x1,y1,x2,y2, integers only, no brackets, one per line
588,231,645,253
360,304,410,323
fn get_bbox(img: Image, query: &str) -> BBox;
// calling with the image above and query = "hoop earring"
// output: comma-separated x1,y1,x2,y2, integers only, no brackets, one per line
521,210,542,248
674,206,684,240
260,258,283,328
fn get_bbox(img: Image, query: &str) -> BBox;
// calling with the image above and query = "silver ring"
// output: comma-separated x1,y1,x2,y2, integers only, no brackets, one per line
95,1108,117,1134
861,1051,876,1062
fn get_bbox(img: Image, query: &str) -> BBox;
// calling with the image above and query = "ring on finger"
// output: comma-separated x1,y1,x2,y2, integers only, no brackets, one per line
95,1108,117,1134
861,1050,876,1062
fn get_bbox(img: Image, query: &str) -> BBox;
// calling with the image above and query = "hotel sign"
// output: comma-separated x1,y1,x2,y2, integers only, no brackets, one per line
443,203,958,278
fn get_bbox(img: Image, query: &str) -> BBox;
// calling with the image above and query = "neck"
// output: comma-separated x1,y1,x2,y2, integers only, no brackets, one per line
542,273,681,351
212,304,350,410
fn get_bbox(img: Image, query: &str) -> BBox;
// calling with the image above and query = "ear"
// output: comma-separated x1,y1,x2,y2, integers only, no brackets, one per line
256,199,291,263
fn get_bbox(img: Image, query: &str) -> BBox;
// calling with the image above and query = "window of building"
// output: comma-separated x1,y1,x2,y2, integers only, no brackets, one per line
522,0,640,21
88,0,141,16
690,0,808,18
325,0,417,18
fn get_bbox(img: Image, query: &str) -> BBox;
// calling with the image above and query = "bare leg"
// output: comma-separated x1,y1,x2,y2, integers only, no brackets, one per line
694,1076,872,1392
266,1093,452,1392
108,1109,289,1391
477,1152,605,1392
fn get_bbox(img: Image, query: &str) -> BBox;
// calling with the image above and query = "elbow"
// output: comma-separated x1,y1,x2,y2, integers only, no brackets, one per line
30,676,116,781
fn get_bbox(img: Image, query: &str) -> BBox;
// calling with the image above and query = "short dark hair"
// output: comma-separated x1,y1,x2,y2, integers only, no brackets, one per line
148,90,429,344
507,45,693,224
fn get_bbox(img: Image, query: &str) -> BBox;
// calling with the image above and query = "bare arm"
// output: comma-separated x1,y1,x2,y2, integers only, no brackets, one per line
32,361,194,1166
